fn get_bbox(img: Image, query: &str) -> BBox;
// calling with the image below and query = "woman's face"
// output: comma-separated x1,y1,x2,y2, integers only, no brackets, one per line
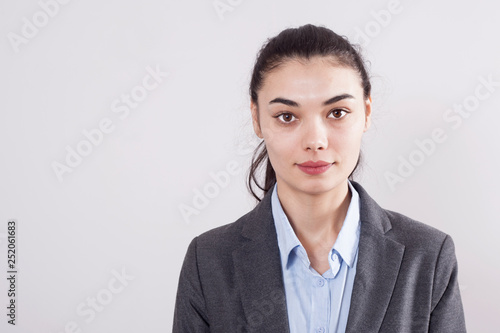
251,56,371,196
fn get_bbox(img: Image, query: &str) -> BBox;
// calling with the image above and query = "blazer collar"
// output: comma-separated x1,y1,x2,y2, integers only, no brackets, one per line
239,180,393,238
233,181,405,332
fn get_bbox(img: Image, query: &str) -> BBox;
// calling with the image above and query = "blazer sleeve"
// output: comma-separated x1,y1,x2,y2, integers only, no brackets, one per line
173,236,210,333
429,235,467,332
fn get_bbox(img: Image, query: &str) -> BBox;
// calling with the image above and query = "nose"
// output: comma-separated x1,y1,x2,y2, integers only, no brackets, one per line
302,118,328,151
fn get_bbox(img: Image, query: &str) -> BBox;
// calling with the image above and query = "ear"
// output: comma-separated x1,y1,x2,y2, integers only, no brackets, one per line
363,96,372,132
250,100,263,139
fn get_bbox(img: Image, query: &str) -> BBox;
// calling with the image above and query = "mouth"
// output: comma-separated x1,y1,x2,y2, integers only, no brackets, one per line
296,160,334,175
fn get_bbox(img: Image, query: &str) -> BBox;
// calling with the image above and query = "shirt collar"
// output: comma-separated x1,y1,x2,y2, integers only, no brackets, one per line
271,180,361,272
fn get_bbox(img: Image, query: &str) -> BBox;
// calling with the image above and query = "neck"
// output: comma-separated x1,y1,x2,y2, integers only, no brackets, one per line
276,179,352,250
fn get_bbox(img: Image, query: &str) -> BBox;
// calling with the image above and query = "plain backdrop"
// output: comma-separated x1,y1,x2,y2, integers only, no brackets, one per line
1,0,499,332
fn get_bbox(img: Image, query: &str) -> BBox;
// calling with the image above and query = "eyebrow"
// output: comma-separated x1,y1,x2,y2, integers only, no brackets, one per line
268,94,355,107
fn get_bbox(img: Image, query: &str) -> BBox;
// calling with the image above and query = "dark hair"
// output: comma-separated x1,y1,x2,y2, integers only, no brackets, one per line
247,24,371,201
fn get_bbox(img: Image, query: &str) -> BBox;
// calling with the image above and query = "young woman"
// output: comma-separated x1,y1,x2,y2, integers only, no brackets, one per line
173,24,466,333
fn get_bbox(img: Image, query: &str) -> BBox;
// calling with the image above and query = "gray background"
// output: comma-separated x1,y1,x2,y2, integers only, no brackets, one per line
1,0,499,332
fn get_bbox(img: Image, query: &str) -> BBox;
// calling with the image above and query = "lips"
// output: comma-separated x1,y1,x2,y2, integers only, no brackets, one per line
296,160,334,175
297,160,332,167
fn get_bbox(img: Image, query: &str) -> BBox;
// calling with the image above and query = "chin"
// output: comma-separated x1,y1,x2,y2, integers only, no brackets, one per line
295,178,342,195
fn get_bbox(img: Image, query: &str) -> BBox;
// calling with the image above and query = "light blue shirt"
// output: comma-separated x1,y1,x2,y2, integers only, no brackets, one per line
271,180,361,333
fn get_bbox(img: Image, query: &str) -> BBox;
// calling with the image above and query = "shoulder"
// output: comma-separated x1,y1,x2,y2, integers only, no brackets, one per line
350,183,466,330
351,180,453,253
193,211,250,252
191,189,276,255
379,208,459,284
384,208,450,251
381,208,463,322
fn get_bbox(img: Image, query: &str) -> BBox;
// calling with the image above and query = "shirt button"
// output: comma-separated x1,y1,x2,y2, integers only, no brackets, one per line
316,327,325,333
316,278,325,287
332,253,338,261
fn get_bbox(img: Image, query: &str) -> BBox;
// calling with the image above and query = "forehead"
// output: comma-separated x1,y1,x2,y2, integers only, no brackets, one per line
259,57,363,101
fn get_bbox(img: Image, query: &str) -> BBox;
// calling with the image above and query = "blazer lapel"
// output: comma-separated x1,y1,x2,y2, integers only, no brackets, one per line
232,190,290,332
346,181,405,332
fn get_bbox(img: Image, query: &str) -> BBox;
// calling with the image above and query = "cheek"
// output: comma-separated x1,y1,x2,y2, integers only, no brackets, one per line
265,137,293,163
262,123,299,157
328,125,364,154
264,134,298,172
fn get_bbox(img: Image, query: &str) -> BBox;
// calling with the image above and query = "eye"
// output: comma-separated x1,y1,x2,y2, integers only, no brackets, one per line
328,109,348,119
275,112,296,123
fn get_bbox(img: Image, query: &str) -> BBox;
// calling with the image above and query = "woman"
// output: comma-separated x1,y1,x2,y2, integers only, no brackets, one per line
173,24,466,333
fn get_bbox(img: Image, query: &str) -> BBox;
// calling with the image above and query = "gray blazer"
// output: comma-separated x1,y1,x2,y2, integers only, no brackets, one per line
173,181,466,332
